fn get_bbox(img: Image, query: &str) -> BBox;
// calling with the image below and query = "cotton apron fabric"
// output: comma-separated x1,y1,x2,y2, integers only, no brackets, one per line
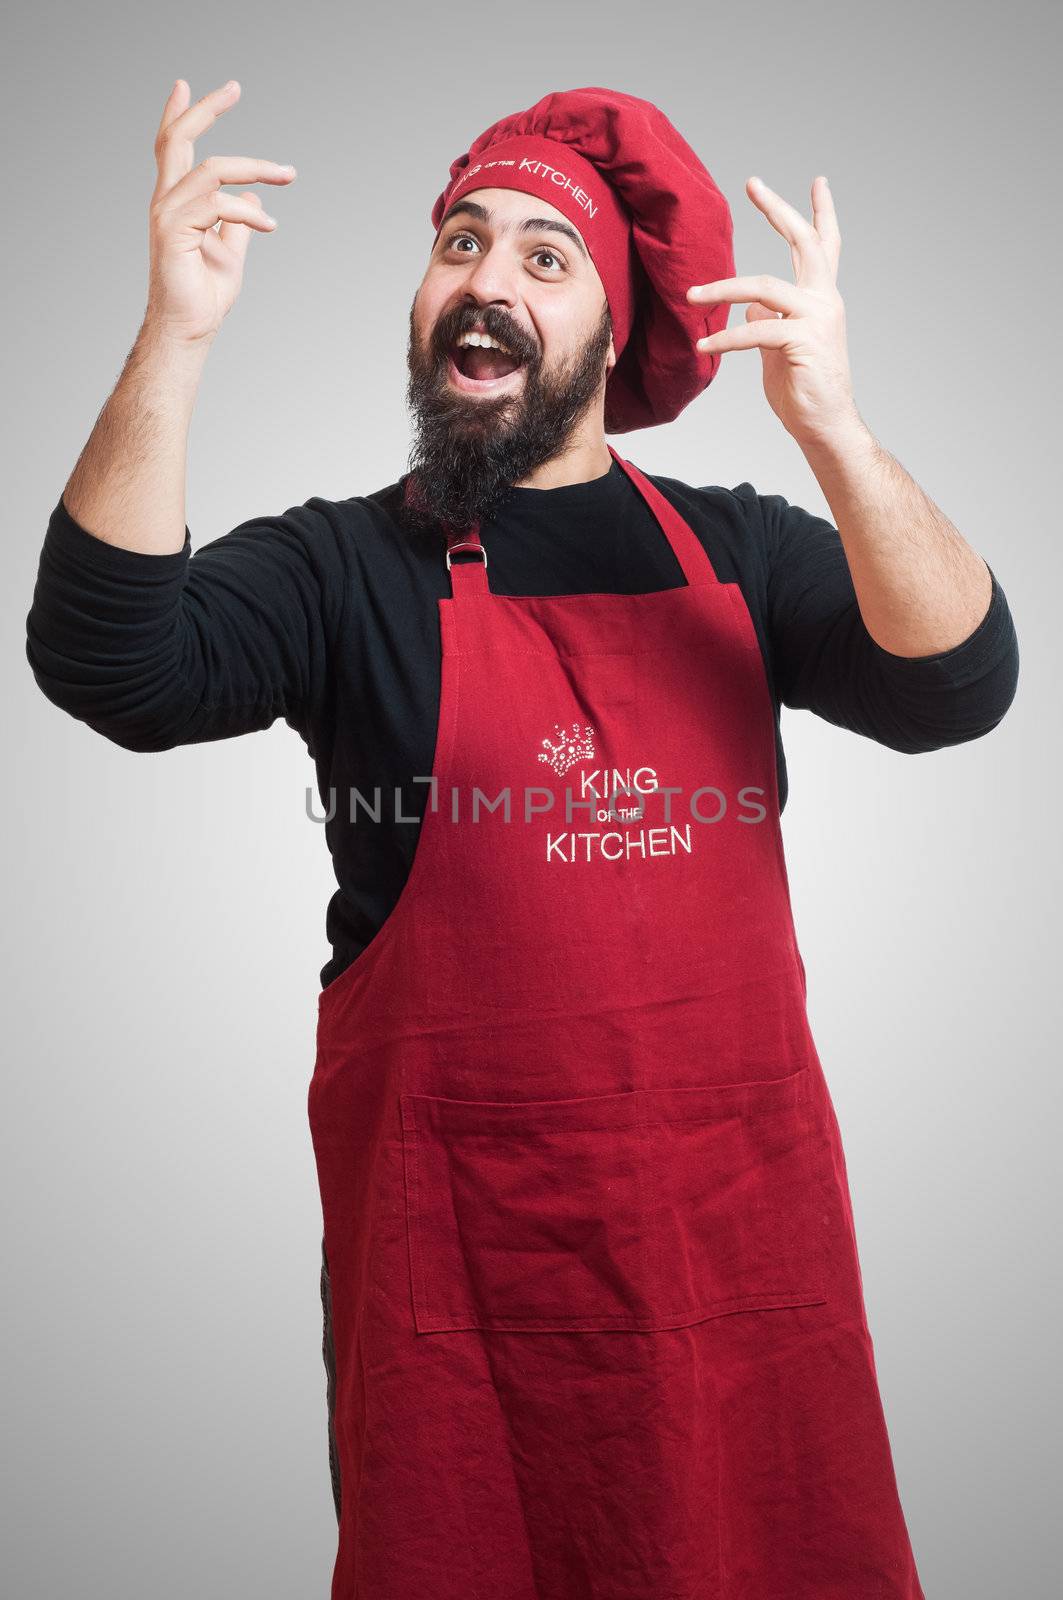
308,446,926,1599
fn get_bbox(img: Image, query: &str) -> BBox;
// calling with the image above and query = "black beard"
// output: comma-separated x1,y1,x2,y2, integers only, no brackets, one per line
400,298,614,534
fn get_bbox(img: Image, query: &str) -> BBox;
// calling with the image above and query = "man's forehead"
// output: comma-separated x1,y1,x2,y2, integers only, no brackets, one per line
456,186,570,222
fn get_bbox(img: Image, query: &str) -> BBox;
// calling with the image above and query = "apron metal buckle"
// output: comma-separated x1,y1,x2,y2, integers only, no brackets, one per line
445,541,488,573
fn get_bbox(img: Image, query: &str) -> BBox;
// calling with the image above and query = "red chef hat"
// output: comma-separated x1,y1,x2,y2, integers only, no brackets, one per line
430,87,735,433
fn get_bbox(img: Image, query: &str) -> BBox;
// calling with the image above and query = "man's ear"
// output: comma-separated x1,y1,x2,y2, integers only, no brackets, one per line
605,334,617,374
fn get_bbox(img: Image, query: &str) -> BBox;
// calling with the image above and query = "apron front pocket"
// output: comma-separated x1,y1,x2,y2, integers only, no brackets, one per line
400,1089,654,1333
640,1066,828,1327
399,1066,827,1336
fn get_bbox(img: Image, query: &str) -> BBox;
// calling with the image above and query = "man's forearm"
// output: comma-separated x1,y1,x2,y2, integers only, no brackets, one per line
797,416,995,658
62,320,212,555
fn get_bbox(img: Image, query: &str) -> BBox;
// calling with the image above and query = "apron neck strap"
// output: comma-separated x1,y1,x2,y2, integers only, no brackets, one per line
605,447,719,585
444,523,489,595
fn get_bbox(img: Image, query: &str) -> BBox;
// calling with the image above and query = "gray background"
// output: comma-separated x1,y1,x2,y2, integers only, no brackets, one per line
3,1,1058,1595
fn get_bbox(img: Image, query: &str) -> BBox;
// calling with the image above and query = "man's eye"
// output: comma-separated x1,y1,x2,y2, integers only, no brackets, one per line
446,234,565,272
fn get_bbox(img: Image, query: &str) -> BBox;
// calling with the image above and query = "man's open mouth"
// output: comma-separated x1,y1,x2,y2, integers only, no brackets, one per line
446,333,527,391
447,352,526,394
453,342,522,379
451,340,525,380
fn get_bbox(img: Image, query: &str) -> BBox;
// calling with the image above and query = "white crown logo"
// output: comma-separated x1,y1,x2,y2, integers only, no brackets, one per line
537,721,596,777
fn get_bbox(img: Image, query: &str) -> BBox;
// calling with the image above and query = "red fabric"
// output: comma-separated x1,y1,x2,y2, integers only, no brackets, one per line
430,87,736,433
309,449,926,1596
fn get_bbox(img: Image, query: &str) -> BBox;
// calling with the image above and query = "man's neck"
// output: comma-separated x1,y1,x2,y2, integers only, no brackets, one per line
510,436,613,491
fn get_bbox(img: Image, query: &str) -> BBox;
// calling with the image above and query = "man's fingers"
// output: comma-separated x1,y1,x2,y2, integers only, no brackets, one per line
218,191,270,261
688,275,804,316
810,176,841,282
155,79,191,150
156,154,297,215
169,190,278,242
746,175,834,292
153,79,242,198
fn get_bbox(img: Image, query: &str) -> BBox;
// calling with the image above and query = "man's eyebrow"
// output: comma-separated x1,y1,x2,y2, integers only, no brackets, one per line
437,199,589,262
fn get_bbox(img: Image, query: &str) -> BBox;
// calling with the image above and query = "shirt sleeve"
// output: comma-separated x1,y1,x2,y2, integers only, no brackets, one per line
734,483,1020,752
25,492,349,755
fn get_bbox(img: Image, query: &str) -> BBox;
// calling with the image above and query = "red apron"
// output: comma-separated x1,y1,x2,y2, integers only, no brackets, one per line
308,446,926,1599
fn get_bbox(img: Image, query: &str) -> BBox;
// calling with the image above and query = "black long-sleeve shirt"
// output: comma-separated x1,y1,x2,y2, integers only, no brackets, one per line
25,458,1020,988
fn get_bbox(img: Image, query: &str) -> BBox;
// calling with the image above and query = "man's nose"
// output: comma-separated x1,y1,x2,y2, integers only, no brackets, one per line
459,245,521,307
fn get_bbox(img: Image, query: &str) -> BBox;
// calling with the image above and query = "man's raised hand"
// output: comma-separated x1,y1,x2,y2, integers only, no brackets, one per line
146,79,297,347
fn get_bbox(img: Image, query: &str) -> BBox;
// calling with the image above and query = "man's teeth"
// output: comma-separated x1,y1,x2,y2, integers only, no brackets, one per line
456,331,513,353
